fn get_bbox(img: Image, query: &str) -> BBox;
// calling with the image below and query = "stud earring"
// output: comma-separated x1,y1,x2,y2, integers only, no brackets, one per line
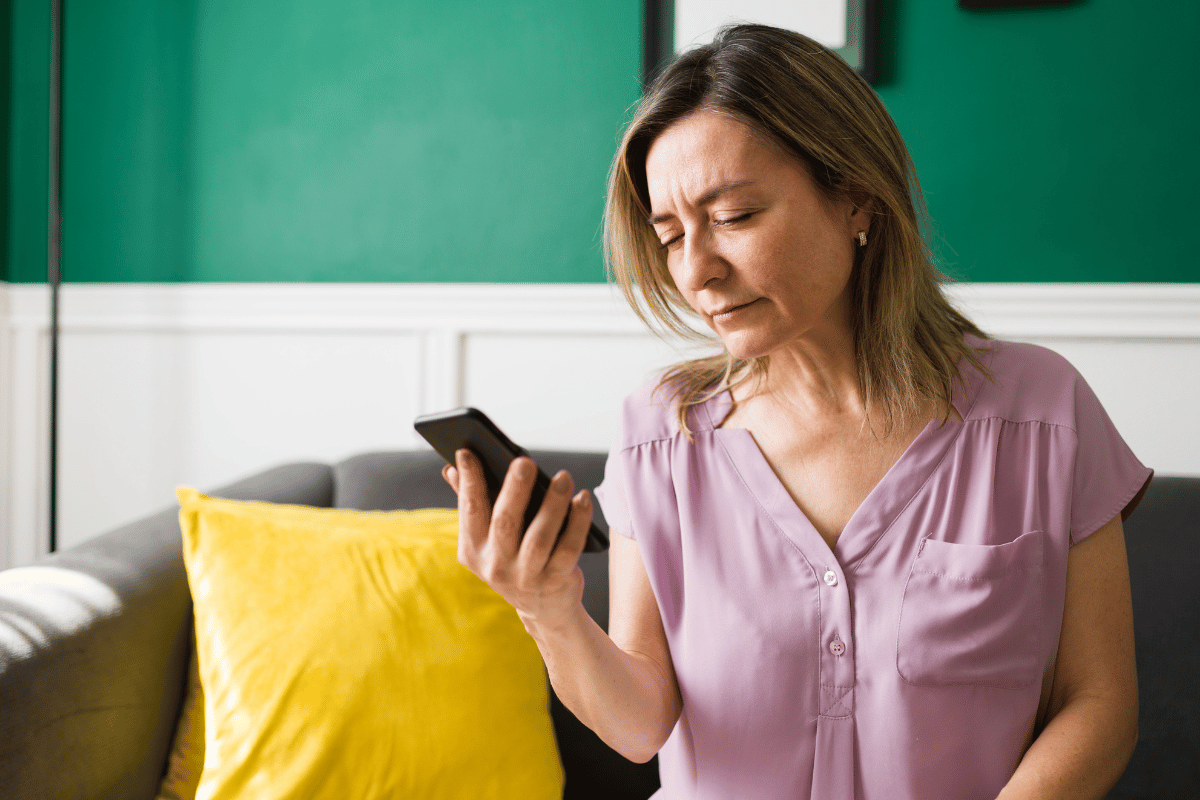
857,231,868,247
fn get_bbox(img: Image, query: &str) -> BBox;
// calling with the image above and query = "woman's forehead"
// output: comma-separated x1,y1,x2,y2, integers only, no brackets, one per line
644,111,801,208
647,111,760,168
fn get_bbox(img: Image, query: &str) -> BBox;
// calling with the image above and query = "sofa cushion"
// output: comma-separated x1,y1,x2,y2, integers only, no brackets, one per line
175,487,563,800
1107,476,1200,798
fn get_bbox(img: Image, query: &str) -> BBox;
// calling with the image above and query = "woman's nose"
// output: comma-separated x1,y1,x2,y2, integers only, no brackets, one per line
675,232,727,292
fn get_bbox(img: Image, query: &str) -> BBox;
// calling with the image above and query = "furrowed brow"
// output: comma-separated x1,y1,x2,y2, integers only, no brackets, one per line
646,180,755,226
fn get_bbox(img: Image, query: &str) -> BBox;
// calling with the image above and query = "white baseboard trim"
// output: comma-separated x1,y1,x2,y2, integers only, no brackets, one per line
2,281,1198,570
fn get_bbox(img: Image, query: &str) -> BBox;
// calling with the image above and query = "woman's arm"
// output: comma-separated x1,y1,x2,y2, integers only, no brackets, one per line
997,514,1139,800
531,533,682,763
446,451,682,763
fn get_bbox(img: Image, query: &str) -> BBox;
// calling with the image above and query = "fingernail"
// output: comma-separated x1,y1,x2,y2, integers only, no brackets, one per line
575,489,590,506
552,471,571,493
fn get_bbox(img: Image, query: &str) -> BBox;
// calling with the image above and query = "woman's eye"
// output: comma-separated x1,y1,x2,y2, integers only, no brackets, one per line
714,212,753,226
660,234,683,250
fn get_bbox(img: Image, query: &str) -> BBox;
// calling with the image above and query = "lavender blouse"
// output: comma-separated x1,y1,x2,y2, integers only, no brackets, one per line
594,338,1152,800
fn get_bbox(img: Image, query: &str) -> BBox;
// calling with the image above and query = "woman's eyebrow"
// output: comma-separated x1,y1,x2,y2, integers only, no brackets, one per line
647,180,756,225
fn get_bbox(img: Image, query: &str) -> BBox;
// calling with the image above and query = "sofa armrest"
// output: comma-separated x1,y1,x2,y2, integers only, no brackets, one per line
0,462,334,800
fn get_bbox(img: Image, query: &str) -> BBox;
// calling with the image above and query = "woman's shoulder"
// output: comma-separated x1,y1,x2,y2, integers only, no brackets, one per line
610,372,725,452
965,336,1097,431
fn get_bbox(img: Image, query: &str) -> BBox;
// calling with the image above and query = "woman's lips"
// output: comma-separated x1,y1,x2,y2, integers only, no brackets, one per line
710,298,761,323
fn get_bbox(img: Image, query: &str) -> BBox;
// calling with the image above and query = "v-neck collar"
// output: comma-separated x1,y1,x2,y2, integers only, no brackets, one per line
700,346,988,570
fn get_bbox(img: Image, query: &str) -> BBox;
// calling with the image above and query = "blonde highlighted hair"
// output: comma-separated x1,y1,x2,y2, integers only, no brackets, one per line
604,24,988,435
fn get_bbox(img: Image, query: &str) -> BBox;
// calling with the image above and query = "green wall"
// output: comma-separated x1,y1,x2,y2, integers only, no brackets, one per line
3,0,1198,283
874,1,1200,283
6,0,47,284
5,0,643,283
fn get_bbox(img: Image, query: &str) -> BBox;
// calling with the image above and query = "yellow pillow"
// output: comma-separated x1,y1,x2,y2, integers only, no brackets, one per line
170,487,563,800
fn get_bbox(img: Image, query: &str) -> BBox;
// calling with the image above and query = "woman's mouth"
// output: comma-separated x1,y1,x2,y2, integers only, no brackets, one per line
710,299,761,323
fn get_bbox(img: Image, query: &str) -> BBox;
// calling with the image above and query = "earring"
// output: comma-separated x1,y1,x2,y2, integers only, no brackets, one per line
857,231,868,247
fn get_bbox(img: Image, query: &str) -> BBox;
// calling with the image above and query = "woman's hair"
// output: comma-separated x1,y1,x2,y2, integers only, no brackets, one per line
604,23,987,435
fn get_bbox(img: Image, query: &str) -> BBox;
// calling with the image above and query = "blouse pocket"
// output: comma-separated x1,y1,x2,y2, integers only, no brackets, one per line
897,530,1045,689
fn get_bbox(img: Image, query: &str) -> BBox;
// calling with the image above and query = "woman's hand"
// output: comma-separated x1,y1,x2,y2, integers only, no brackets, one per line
442,449,594,632
446,449,681,762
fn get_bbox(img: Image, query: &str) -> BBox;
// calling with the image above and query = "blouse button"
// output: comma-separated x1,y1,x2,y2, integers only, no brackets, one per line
823,570,838,586
829,640,846,656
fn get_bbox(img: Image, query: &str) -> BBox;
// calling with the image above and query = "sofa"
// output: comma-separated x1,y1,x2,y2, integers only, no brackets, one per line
0,450,1196,799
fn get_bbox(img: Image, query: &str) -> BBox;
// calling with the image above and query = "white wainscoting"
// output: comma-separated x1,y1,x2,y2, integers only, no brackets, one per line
2,282,1198,569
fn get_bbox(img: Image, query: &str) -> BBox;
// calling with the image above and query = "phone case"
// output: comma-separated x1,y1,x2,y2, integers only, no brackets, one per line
413,407,609,552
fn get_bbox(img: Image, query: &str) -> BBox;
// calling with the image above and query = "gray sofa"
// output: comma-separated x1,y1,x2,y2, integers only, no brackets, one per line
0,451,1196,799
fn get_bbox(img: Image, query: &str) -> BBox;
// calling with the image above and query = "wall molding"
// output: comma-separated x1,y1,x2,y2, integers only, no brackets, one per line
944,283,1200,341
2,281,1198,570
4,281,1199,338
2,283,649,334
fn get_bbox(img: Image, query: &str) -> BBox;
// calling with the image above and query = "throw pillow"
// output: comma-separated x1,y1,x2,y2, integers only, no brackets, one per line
171,487,563,800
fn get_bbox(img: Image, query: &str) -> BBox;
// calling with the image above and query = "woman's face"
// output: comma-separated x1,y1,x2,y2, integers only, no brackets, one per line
644,110,868,361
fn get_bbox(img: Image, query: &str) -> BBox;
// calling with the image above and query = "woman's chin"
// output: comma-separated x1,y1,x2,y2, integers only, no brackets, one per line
718,332,777,362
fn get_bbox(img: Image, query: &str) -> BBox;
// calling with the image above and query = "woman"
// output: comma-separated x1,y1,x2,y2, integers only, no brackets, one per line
444,24,1151,800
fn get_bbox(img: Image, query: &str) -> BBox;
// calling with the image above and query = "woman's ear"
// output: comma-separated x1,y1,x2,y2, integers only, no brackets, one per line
847,194,876,235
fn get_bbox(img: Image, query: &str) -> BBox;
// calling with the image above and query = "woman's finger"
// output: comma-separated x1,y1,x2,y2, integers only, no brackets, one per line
454,449,490,554
545,489,593,577
442,463,459,492
490,456,538,559
518,469,574,570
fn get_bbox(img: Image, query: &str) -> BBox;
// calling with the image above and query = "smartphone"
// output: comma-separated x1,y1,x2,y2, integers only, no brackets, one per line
413,407,609,552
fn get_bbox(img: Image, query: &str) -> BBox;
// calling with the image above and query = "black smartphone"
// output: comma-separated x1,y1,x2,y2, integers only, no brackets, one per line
413,407,609,552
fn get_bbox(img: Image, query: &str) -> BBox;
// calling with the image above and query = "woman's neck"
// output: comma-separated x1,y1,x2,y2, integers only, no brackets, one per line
751,328,867,423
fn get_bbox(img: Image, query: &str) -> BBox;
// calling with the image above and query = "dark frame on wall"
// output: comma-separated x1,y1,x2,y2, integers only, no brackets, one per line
958,0,1081,8
643,0,879,88
642,0,674,91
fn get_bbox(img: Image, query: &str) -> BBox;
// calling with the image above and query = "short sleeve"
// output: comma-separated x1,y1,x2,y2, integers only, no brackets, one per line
1069,373,1153,544
593,446,635,540
593,376,677,540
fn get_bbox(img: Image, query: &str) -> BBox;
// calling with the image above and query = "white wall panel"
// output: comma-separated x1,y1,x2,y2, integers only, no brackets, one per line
463,332,700,452
57,329,423,550
2,282,1198,569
